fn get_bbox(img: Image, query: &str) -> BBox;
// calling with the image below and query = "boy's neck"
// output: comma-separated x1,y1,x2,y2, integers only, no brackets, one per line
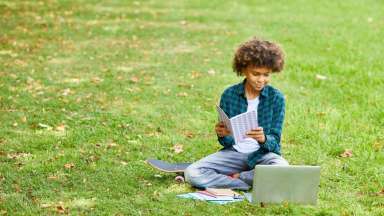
244,81,260,99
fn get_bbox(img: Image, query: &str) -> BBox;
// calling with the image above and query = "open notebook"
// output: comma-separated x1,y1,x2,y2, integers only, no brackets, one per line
216,105,258,145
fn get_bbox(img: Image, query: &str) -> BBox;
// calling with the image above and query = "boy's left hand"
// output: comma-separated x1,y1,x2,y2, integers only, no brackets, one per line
246,127,266,144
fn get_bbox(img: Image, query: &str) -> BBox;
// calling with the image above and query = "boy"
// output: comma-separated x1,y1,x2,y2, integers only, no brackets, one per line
185,38,289,190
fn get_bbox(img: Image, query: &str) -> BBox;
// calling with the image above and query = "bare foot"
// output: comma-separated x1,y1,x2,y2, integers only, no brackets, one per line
232,173,240,179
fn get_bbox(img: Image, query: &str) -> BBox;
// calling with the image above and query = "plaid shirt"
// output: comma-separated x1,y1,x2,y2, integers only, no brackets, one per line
218,79,285,168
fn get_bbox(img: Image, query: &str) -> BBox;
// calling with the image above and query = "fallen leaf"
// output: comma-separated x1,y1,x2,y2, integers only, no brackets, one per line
177,83,194,89
340,149,353,158
64,163,75,169
372,140,383,152
130,76,139,83
13,183,21,193
47,175,59,180
7,152,31,159
207,69,216,75
183,131,194,138
177,92,188,97
21,116,27,123
315,74,327,80
107,141,117,148
173,143,184,154
317,112,326,116
377,188,384,196
55,124,66,132
56,204,65,214
64,78,81,84
62,88,71,96
91,76,103,84
180,20,187,25
40,203,52,208
190,71,202,79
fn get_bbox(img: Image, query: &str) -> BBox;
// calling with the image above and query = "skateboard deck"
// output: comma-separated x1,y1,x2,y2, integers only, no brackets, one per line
146,159,192,173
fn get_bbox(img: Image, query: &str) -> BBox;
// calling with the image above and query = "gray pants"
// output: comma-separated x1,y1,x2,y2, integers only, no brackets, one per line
185,148,289,190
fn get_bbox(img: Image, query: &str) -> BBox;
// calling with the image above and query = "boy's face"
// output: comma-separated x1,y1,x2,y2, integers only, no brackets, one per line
243,66,272,92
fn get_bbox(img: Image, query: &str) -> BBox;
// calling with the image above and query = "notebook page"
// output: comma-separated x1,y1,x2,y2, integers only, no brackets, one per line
230,110,258,144
216,105,233,135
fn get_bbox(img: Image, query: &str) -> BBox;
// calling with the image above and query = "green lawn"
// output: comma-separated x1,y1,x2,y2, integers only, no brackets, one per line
1,0,383,215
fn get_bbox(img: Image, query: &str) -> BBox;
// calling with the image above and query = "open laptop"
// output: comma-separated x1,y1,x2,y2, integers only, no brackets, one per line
252,165,320,205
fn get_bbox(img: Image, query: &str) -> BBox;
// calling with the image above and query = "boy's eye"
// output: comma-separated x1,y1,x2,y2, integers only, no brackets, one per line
252,72,270,77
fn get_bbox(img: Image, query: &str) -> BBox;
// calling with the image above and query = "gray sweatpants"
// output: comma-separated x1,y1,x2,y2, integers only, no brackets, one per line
185,147,289,191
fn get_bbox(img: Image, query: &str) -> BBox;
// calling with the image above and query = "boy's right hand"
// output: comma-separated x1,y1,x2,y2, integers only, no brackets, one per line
215,122,230,137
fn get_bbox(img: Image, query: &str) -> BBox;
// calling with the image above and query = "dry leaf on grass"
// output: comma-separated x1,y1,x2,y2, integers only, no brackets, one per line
180,20,187,25
7,152,31,159
47,175,59,180
190,71,202,79
91,76,103,84
107,141,117,148
21,116,27,123
62,88,71,96
183,131,194,138
56,204,66,214
378,189,384,196
55,124,66,132
340,149,353,158
64,163,75,169
207,69,216,75
130,76,139,83
177,92,188,97
173,143,184,154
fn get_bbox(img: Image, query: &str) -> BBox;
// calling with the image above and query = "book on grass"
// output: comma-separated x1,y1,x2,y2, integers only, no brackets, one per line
216,105,258,145
205,188,242,199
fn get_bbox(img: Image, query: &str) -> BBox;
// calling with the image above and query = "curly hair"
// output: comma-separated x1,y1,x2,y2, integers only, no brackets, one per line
232,38,285,76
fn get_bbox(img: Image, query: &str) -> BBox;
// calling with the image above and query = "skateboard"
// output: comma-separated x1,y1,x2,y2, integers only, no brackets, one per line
146,159,192,182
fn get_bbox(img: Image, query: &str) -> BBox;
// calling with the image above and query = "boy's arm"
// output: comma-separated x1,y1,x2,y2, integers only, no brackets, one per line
260,94,285,152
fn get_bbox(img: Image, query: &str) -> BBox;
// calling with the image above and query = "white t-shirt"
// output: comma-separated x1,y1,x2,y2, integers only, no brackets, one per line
233,97,260,154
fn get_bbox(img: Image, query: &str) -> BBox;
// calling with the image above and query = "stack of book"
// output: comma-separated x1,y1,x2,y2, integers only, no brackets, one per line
198,188,243,199
176,188,244,204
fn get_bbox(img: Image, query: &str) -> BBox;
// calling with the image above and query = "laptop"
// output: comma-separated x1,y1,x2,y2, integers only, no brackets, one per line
252,165,320,205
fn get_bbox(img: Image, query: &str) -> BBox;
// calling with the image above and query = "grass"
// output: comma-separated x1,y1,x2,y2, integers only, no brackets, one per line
0,0,383,215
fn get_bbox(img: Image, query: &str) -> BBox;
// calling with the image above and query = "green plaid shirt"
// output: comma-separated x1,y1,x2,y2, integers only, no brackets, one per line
218,79,285,168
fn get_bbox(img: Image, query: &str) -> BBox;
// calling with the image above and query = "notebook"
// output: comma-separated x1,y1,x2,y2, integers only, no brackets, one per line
216,105,258,144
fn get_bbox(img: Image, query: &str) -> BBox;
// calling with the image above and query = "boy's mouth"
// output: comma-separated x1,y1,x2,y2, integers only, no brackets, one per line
254,84,263,89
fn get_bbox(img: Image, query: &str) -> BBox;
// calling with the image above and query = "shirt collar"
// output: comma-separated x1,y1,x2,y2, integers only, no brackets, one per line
237,78,268,98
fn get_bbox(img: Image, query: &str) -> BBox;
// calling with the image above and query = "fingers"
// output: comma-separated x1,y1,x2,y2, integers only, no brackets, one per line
218,128,230,135
254,127,263,131
215,122,230,137
247,127,264,141
215,121,225,127
247,130,263,136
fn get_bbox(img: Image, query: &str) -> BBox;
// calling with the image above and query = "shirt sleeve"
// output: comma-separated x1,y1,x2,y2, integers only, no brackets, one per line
260,93,285,152
217,90,235,148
